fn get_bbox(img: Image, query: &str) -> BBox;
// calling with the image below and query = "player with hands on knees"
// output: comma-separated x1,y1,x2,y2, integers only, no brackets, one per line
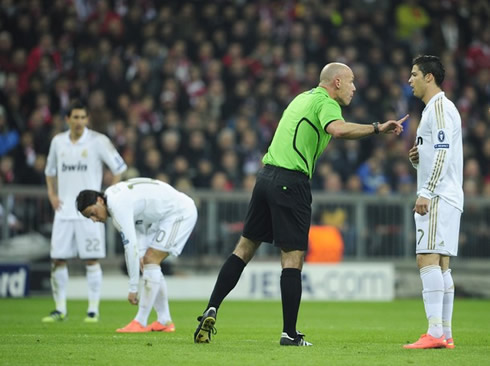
76,177,198,333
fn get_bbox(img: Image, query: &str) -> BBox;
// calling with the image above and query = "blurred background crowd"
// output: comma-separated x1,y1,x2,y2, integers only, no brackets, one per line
0,0,489,197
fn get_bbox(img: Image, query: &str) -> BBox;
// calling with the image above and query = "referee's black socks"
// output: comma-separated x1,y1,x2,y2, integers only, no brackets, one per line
207,254,246,311
281,268,302,339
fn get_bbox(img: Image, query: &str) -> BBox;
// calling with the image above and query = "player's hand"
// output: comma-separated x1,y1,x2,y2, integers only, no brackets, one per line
380,114,408,135
128,292,138,305
414,196,430,216
48,195,62,211
409,145,419,165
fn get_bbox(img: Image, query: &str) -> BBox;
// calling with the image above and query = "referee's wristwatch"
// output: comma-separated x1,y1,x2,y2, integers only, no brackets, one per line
372,122,380,134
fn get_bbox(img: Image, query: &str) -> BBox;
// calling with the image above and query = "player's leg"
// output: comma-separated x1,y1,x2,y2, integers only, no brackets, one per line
418,253,444,338
149,271,175,332
205,171,272,313
42,259,69,322
134,248,169,327
84,259,102,322
194,236,260,343
117,248,169,333
439,203,460,349
208,236,260,310
441,256,455,348
42,217,76,322
194,172,270,343
268,167,312,346
279,249,311,346
115,230,151,333
405,197,454,349
148,208,198,332
76,219,105,322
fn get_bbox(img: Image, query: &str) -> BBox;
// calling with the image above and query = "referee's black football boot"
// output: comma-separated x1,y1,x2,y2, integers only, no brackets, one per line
194,307,217,343
280,331,313,346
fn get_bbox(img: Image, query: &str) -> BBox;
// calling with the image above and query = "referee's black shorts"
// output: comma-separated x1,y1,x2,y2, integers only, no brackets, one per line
242,164,312,251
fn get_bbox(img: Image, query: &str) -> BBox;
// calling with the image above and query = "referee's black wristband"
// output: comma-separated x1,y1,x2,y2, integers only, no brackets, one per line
372,122,380,134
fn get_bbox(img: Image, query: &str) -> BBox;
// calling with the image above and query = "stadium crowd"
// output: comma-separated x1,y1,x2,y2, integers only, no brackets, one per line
0,0,489,197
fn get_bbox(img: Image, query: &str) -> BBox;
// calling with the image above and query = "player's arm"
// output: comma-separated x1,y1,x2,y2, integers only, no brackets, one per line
46,175,62,210
46,176,60,208
111,204,140,303
45,138,61,210
419,112,454,201
98,135,128,178
325,114,408,139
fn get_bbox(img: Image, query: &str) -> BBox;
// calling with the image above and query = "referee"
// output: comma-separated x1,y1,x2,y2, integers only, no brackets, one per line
194,62,408,346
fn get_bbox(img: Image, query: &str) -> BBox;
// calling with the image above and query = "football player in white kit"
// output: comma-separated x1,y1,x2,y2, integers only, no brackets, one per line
43,100,127,323
405,55,463,349
76,178,198,332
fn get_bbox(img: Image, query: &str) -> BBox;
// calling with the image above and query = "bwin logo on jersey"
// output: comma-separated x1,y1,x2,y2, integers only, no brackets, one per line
62,162,88,172
438,130,445,142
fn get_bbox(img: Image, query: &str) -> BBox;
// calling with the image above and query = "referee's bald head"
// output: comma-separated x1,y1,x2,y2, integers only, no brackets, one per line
319,63,351,85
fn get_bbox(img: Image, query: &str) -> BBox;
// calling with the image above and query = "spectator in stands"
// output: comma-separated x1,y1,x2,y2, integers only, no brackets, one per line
0,105,19,157
0,0,487,200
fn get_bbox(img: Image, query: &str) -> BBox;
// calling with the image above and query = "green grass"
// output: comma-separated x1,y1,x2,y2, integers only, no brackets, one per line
0,298,488,366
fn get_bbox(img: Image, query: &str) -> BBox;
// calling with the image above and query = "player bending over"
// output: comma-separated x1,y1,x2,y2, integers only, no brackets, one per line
76,177,197,332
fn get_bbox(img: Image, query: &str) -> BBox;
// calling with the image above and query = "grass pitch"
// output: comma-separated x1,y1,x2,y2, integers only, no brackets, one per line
0,297,488,366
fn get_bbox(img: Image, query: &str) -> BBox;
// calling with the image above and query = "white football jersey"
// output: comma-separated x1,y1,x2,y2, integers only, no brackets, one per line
45,128,127,219
105,178,196,292
414,91,464,211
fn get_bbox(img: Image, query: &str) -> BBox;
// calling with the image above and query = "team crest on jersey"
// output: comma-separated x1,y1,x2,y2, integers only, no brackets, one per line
437,130,445,142
81,149,88,158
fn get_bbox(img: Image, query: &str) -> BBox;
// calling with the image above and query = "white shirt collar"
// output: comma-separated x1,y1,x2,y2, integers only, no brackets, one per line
423,91,445,113
64,127,88,144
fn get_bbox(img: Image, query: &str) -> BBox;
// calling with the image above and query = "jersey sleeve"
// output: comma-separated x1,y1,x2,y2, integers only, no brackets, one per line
97,135,127,175
318,98,343,131
44,137,58,177
419,108,453,199
109,199,139,293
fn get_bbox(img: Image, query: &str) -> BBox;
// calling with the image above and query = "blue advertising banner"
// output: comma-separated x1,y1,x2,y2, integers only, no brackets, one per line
0,264,30,297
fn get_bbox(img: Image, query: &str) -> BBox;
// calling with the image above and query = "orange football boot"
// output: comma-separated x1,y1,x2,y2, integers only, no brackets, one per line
445,338,455,349
403,334,446,349
148,321,176,332
116,320,150,333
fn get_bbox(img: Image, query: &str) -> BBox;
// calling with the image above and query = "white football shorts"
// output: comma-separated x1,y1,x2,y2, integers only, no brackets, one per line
138,204,198,257
414,196,461,256
51,214,106,259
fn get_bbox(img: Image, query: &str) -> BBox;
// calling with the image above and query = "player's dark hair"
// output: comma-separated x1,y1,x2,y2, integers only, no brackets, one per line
76,190,105,212
412,55,445,87
67,99,88,117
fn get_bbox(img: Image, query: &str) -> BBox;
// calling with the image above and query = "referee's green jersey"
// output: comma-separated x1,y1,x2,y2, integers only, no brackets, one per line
262,87,343,178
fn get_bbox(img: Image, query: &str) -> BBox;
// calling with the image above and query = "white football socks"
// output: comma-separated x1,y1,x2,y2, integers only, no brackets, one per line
86,263,102,315
135,264,161,326
51,265,68,315
153,272,172,325
420,265,444,338
442,269,454,340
